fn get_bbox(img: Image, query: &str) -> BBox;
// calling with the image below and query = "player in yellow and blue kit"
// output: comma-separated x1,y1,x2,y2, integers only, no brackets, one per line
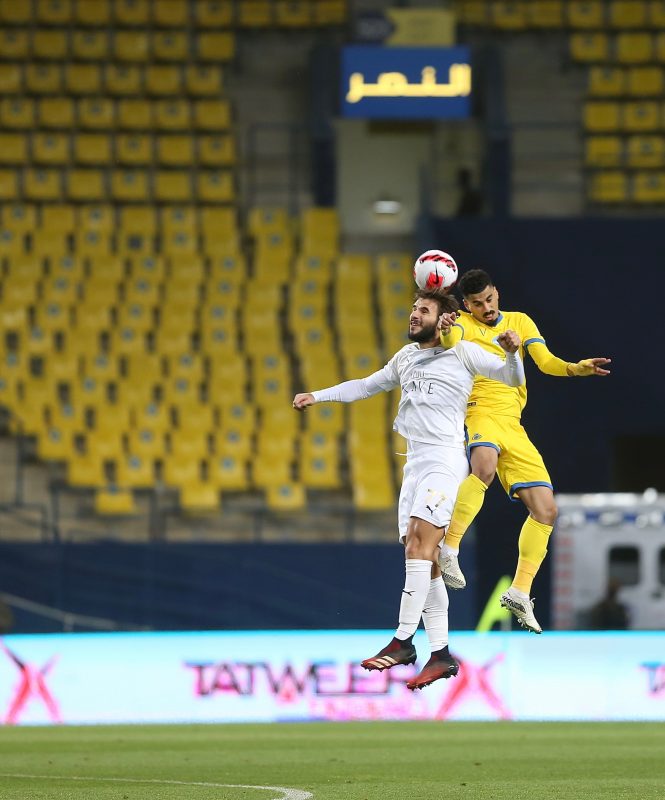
438,269,610,633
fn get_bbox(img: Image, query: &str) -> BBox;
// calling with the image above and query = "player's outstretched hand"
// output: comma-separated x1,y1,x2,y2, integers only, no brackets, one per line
567,358,611,377
293,392,316,411
497,330,520,353
437,311,457,334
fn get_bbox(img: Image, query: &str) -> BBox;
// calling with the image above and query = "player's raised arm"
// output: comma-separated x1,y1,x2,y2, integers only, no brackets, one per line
438,311,463,350
454,334,525,387
292,359,400,411
519,313,611,378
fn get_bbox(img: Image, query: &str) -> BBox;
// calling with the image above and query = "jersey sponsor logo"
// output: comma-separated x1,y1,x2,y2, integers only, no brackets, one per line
472,433,483,440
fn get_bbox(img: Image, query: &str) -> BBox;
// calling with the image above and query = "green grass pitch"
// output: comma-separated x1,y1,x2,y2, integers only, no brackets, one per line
1,722,664,800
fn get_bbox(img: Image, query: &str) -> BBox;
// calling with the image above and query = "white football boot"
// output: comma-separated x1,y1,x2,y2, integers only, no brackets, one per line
500,587,542,634
438,551,466,590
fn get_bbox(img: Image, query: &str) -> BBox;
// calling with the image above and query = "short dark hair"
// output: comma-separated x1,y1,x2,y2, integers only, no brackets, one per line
458,269,493,298
414,289,459,316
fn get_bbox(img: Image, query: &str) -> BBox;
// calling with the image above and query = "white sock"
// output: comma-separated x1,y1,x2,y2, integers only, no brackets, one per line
422,577,449,652
395,559,432,640
441,542,459,557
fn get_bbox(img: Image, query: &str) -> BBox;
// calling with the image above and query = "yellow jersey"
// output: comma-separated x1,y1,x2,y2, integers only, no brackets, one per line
442,310,570,419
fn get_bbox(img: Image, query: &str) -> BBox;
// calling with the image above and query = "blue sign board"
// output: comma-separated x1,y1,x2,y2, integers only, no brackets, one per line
341,45,472,120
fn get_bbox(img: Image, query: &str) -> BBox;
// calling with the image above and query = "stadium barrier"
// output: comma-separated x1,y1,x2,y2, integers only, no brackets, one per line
1,629,664,724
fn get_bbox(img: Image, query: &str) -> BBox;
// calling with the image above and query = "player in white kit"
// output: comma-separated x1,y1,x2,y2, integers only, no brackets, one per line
293,291,524,689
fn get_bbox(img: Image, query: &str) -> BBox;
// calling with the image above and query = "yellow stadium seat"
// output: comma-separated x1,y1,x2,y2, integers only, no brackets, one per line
588,67,625,97
129,420,168,451
161,206,197,237
196,32,235,61
66,453,106,489
569,33,609,63
584,102,621,133
194,99,231,130
567,1,604,28
0,98,35,129
313,0,346,24
185,65,222,97
114,31,150,63
37,427,75,463
78,204,115,232
626,135,665,167
169,429,210,460
118,99,153,130
76,0,111,25
154,99,191,131
633,171,665,202
490,2,527,30
25,63,62,95
0,134,27,164
41,205,75,233
198,134,236,167
121,208,158,238
0,0,31,23
237,1,272,26
299,453,340,489
153,31,188,62
200,206,237,236
115,454,156,489
587,171,628,203
0,169,18,200
105,65,142,96
0,64,21,94
156,136,195,166
145,65,183,97
163,456,201,488
208,455,248,491
0,30,29,60
32,30,68,60
39,97,75,129
0,229,24,259
252,454,292,489
24,169,62,201
36,0,73,24
627,67,664,97
248,206,289,235
154,171,193,202
197,171,234,203
115,134,152,166
71,30,109,61
65,64,102,95
114,0,149,25
623,101,659,132
124,353,163,385
617,33,654,65
266,482,306,511
654,32,665,61
111,170,149,202
650,1,665,27
179,480,220,513
78,98,115,130
194,0,233,27
162,230,199,257
528,1,564,27
154,0,189,27
67,169,106,202
609,1,647,28
94,487,137,516
2,204,36,232
73,134,112,165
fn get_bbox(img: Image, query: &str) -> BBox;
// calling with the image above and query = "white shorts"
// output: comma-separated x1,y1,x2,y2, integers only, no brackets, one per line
397,441,469,542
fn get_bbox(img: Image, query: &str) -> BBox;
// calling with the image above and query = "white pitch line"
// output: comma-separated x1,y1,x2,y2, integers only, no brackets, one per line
0,773,313,800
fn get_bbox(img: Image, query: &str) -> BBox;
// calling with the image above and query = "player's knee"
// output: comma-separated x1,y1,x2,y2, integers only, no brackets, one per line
534,499,557,526
472,464,495,486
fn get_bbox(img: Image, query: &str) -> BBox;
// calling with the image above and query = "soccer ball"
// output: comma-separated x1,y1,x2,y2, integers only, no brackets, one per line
413,250,458,291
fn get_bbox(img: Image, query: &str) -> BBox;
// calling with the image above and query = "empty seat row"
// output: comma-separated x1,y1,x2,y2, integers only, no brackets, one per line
0,28,235,62
0,133,235,168
0,168,235,203
571,31,665,63
584,101,665,132
460,1,665,30
587,169,665,203
0,0,347,29
585,134,665,168
587,65,665,97
0,97,231,131
0,62,224,96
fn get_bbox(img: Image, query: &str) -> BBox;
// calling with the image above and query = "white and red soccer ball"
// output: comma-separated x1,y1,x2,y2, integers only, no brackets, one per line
413,249,458,291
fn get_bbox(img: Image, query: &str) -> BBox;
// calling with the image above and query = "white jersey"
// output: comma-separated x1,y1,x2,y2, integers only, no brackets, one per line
311,340,524,448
